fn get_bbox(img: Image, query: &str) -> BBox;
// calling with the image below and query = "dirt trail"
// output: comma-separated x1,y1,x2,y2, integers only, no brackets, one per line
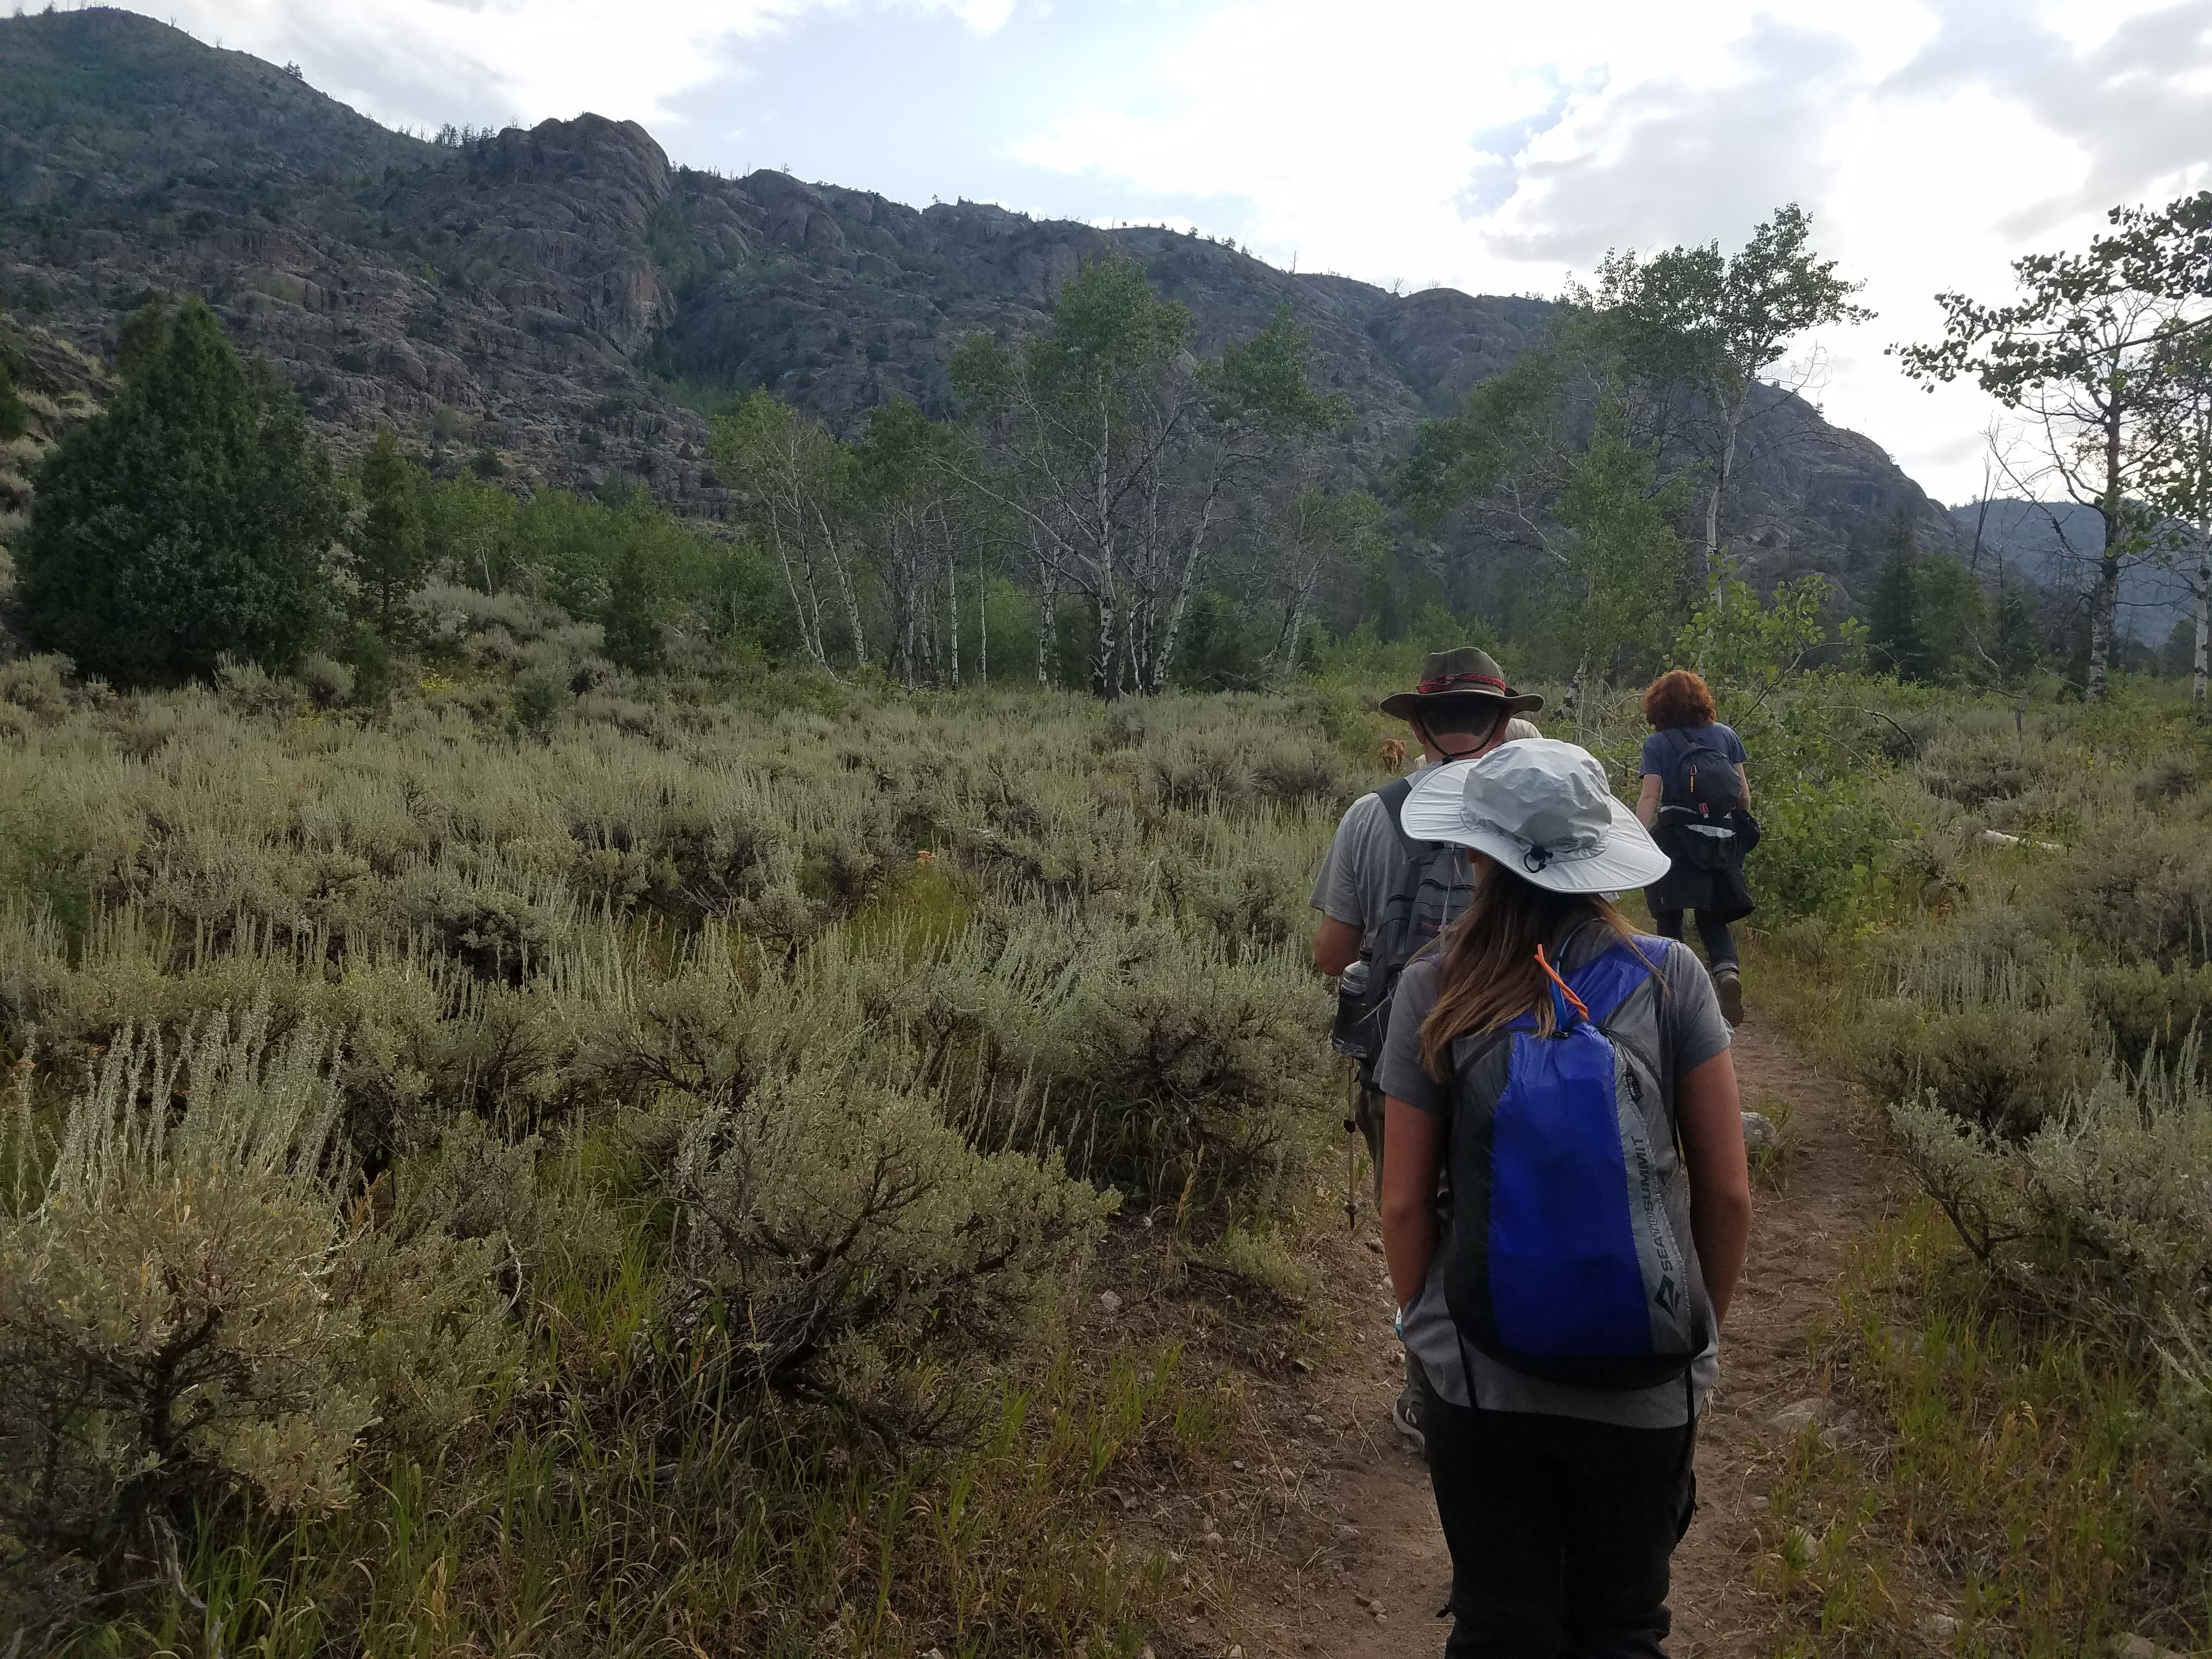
1192,1015,1890,1658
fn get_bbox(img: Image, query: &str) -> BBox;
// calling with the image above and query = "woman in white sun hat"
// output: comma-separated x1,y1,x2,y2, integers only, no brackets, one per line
1374,737,1752,1658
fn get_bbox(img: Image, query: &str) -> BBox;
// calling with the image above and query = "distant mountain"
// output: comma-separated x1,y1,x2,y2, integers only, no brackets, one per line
1949,500,2195,643
1,6,1957,597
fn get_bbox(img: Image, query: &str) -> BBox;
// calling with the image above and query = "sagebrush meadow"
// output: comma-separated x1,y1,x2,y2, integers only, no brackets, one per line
4,625,2211,1651
8,11,2212,1651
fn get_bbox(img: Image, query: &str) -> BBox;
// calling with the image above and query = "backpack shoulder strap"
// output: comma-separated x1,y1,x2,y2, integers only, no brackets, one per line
1657,727,1694,797
1499,938,1662,1035
1373,774,1443,916
1375,775,1424,861
1565,938,1662,1028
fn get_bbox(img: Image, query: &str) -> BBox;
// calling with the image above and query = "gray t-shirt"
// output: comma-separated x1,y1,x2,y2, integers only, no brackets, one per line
1308,771,1475,944
1377,919,1733,1425
1310,726,1543,942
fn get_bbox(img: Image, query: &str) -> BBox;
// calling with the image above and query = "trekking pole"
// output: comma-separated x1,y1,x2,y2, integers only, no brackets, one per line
1344,1080,1361,1231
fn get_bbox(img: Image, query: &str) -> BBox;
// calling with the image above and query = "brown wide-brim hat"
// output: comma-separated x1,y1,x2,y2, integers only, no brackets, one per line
1379,646,1544,721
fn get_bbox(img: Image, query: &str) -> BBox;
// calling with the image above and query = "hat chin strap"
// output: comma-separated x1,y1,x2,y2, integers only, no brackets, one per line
1416,713,1500,762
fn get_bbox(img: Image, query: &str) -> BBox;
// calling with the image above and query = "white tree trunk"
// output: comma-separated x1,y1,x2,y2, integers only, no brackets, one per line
1036,560,1057,686
763,497,828,669
1701,383,1750,581
1094,588,1121,699
2086,547,2120,703
2085,411,2128,704
945,534,961,690
814,502,867,669
1276,580,1313,691
1150,484,1223,694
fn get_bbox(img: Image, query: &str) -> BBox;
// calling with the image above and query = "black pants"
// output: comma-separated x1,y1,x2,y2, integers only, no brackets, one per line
1420,1367,1695,1658
1650,909,1737,971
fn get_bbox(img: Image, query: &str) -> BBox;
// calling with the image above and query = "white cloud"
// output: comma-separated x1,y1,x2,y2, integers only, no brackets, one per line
142,0,1017,132
1010,0,2212,503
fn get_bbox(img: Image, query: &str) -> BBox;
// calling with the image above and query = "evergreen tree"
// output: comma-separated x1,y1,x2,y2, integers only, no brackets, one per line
0,306,25,444
18,298,345,687
1991,575,2044,684
1915,554,1988,680
347,430,431,636
2162,617,2196,679
1865,515,1930,680
600,545,665,674
115,298,170,382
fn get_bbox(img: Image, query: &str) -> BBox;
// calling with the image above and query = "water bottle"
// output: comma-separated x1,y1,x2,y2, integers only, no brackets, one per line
1330,956,1372,1058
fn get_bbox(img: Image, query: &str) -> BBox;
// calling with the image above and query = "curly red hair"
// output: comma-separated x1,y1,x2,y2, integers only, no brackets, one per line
1641,669,1716,730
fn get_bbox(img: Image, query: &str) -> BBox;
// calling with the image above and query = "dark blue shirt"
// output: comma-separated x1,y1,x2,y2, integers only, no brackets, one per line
1641,722,1747,780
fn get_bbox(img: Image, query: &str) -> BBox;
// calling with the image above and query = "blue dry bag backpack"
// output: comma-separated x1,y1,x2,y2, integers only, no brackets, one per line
1442,937,1711,1391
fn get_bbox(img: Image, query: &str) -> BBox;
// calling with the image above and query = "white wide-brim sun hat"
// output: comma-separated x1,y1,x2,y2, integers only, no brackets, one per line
1401,737,1673,894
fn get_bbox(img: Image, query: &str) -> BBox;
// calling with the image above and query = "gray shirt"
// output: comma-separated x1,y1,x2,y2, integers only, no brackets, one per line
1377,920,1733,1425
1308,771,1475,945
1310,726,1542,943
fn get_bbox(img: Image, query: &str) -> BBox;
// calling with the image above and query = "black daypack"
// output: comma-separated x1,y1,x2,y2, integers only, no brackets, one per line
1659,727,1746,821
1330,777,1471,1085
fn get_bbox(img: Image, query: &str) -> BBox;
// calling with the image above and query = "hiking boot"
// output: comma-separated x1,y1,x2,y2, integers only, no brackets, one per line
1713,964,1745,1025
1392,1376,1425,1457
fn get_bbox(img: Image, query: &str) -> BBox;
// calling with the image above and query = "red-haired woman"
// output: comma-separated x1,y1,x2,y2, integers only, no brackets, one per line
1635,670,1755,1024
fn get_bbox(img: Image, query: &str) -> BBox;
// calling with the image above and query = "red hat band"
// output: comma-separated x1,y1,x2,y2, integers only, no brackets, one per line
1417,670,1511,696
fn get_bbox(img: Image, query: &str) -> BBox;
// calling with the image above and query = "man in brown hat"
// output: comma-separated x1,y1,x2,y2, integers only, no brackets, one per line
1310,647,1543,1452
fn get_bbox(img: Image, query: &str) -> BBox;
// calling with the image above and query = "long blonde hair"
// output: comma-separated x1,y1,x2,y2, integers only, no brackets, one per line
1417,856,1644,1079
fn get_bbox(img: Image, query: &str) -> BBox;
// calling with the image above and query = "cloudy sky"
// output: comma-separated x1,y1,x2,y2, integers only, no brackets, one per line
121,0,2212,504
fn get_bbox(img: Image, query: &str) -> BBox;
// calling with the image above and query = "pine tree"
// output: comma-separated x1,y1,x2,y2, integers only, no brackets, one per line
600,545,665,674
1991,575,2043,684
18,298,345,687
347,430,431,636
1865,515,1929,681
0,305,25,443
1914,554,1988,681
115,298,170,382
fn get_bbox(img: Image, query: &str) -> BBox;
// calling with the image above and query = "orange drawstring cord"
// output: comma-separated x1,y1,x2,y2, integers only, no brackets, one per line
1534,944,1590,1024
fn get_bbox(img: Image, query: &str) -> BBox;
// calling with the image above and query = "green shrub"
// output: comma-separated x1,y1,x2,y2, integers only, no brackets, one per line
1857,993,2104,1137
2082,957,2212,1079
1890,1042,2212,1355
0,669,1354,1647
0,1016,375,1610
1747,770,1900,923
653,1065,1108,1430
2052,814,2212,968
1769,690,2212,1652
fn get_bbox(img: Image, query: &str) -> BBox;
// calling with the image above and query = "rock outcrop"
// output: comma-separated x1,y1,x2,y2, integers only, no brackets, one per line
0,5,1957,589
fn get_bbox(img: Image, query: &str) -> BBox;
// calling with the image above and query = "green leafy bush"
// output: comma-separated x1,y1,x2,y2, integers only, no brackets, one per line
1889,1044,2212,1354
1770,687,2212,1652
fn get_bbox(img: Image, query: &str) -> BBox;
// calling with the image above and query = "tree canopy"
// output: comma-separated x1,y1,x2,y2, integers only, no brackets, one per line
17,297,345,687
1589,205,1871,578
1897,189,2212,700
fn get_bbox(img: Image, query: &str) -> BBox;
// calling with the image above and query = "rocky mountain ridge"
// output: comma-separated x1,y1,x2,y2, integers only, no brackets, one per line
0,6,1958,597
